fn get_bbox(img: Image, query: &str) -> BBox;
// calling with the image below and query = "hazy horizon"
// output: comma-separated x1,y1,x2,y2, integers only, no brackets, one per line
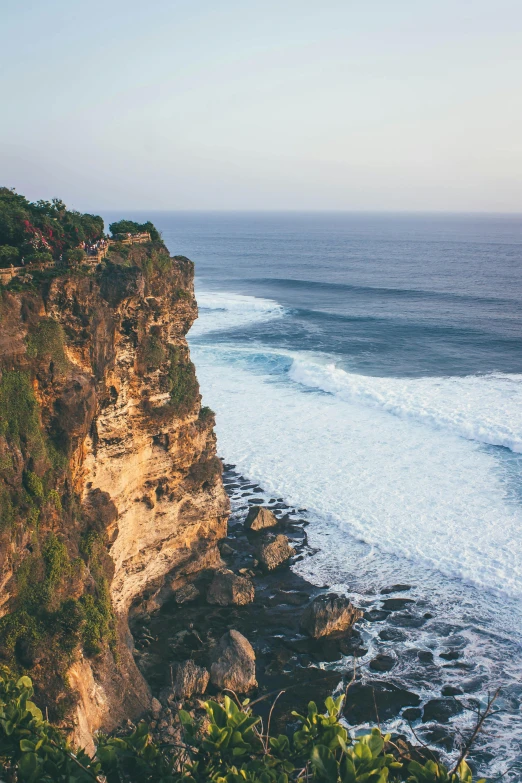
3,0,522,213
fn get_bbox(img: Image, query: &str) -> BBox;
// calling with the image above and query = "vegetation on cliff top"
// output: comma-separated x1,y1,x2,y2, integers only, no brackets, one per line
0,187,104,267
0,673,487,783
109,219,161,242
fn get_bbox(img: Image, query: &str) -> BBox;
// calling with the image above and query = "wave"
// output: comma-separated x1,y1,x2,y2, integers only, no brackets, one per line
288,358,522,453
250,276,518,306
189,289,286,337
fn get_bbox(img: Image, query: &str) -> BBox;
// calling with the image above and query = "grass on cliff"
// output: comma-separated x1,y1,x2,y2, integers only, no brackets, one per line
26,318,69,373
0,673,489,783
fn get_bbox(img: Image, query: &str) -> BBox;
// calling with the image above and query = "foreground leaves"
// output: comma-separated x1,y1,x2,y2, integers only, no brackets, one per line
0,671,486,782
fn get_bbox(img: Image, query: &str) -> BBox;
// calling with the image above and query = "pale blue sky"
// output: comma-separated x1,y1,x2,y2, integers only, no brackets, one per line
2,0,522,211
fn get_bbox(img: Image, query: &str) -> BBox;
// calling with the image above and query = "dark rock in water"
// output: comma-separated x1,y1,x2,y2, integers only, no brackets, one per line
207,568,255,606
442,684,463,696
245,505,278,532
379,628,407,642
417,650,434,664
381,598,415,611
423,726,455,752
174,660,209,699
423,698,463,723
210,630,257,692
173,584,200,604
300,594,363,639
381,584,412,594
402,707,422,722
369,653,396,672
366,609,389,622
248,497,265,504
439,649,460,661
256,534,294,571
344,681,420,724
389,612,426,629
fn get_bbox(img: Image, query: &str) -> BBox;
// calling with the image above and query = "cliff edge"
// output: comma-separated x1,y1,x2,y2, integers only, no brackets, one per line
0,240,229,749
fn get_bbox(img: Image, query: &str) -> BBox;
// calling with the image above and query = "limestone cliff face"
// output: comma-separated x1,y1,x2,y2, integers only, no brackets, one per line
0,247,229,749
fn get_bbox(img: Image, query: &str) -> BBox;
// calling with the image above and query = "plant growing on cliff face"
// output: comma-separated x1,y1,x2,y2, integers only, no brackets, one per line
26,318,69,373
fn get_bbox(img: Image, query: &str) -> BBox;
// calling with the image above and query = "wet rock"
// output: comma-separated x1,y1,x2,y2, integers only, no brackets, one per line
423,698,463,723
381,584,411,594
439,649,460,661
417,650,434,664
369,654,396,672
174,584,200,604
174,660,210,699
366,609,389,622
345,681,420,724
210,630,257,692
441,685,463,696
381,598,415,611
402,707,422,722
245,506,278,531
301,594,363,638
256,534,294,571
379,628,407,642
207,568,255,606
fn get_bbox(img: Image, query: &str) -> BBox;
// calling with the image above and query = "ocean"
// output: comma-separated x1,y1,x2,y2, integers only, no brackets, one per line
105,211,522,777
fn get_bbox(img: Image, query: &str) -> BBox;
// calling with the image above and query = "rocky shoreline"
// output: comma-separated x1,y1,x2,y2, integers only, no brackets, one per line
130,463,436,747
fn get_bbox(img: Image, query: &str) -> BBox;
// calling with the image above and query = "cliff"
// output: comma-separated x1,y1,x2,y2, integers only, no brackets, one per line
0,242,229,748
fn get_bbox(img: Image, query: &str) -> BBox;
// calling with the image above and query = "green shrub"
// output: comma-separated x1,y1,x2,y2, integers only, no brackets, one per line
0,675,488,783
167,346,199,415
0,371,47,461
0,244,20,267
139,333,166,371
64,247,86,265
24,471,44,501
26,318,69,372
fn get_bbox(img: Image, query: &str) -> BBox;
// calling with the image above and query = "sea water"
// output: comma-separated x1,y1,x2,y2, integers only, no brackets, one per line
105,211,522,777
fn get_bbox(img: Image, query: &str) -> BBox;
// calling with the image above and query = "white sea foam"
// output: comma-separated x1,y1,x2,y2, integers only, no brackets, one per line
288,358,522,453
189,290,522,599
189,289,285,337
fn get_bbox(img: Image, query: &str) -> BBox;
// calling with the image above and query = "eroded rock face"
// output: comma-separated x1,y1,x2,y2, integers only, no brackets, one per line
0,251,229,750
300,594,363,638
207,568,255,606
245,506,278,532
210,630,257,692
256,534,294,571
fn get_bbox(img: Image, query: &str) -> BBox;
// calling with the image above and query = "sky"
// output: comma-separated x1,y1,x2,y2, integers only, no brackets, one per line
2,0,522,212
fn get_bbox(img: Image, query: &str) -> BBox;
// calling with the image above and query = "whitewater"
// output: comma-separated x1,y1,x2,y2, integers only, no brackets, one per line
190,290,522,600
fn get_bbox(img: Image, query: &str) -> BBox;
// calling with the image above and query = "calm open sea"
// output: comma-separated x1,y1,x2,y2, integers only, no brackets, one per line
103,211,522,777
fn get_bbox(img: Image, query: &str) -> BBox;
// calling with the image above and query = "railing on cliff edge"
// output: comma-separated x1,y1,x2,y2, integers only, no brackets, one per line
0,233,152,285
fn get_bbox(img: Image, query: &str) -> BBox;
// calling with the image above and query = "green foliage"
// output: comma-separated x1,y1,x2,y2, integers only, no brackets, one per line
139,332,166,371
0,371,46,461
0,244,20,265
24,471,44,501
79,530,117,656
0,676,487,783
64,247,86,265
0,187,104,265
109,219,160,242
167,346,199,415
26,318,69,373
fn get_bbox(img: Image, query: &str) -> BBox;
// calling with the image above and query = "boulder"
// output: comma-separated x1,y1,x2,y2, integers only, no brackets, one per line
245,505,278,532
256,534,293,571
173,660,210,699
210,630,257,692
300,594,363,638
151,697,162,718
174,583,200,605
207,568,255,606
